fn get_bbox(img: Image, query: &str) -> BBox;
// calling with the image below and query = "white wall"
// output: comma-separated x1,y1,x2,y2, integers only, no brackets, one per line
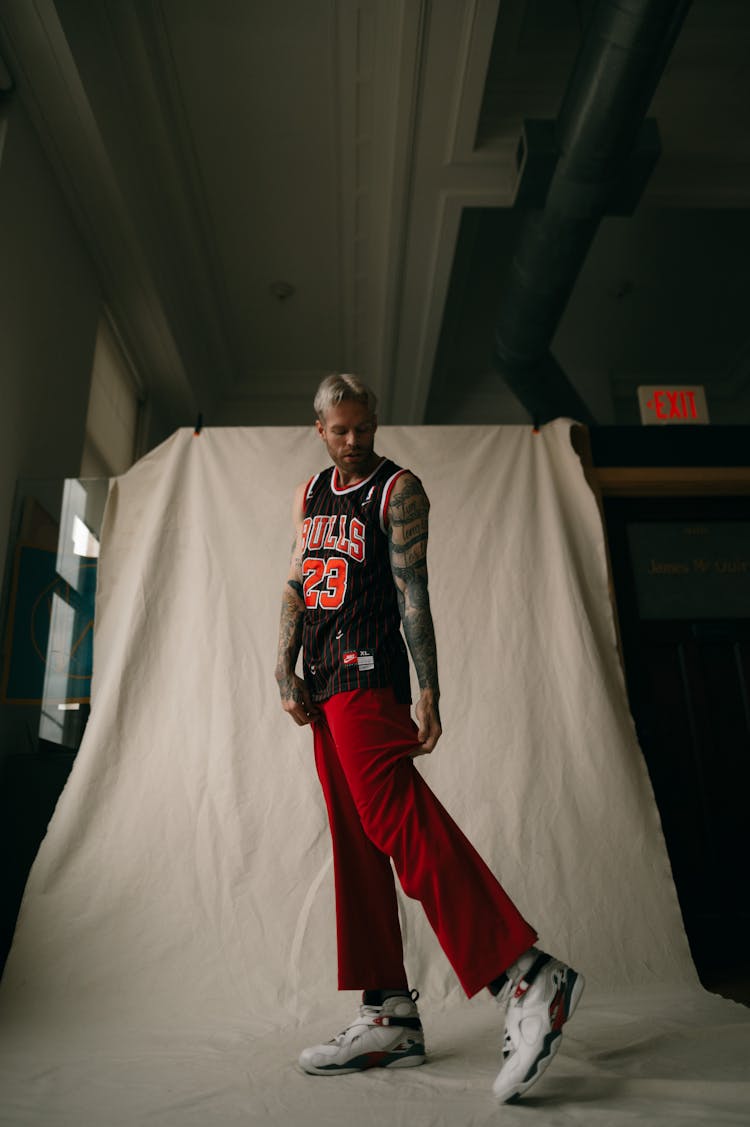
0,96,101,753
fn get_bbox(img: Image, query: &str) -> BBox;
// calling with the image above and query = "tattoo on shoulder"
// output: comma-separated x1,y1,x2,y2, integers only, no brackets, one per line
388,477,431,580
388,476,429,526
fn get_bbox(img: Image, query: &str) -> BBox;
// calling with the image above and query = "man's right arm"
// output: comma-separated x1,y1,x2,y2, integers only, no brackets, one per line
275,482,319,726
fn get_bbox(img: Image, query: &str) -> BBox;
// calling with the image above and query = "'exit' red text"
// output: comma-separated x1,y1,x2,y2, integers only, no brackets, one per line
646,389,698,421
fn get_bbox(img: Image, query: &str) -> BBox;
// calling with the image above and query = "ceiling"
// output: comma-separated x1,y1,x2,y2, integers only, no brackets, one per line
1,0,749,432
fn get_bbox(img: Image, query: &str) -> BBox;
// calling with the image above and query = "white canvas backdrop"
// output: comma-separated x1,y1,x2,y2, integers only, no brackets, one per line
1,421,748,1127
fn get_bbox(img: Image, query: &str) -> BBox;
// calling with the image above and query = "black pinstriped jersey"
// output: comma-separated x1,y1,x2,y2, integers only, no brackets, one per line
301,457,412,703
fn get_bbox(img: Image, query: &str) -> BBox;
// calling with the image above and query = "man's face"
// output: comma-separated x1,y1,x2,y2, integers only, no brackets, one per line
316,399,378,478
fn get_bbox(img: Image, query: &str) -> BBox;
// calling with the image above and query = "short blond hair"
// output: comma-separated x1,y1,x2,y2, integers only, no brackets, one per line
314,373,377,422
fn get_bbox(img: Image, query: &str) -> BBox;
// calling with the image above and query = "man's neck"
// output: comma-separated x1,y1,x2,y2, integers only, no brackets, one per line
334,453,383,488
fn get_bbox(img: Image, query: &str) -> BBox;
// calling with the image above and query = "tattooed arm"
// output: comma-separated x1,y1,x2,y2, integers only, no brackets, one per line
275,482,320,726
387,473,442,754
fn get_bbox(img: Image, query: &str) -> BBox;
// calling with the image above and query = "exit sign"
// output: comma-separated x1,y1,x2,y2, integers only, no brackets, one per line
637,385,709,425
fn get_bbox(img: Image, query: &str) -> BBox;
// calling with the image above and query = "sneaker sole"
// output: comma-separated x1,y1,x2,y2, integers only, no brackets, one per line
300,1049,426,1076
493,970,585,1103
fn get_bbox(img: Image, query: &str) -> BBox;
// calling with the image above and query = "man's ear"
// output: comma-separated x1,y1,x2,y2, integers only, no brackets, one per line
315,419,325,439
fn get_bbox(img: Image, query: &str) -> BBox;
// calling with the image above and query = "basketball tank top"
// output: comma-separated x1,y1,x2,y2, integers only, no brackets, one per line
300,457,412,703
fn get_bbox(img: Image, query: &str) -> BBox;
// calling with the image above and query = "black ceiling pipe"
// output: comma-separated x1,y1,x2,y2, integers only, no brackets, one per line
492,0,692,425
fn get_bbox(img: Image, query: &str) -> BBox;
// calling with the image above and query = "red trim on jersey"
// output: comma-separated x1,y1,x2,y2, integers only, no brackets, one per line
331,459,386,496
380,469,410,532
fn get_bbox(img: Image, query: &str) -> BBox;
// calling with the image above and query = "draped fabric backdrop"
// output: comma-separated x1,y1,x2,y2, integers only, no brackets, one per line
1,423,748,1127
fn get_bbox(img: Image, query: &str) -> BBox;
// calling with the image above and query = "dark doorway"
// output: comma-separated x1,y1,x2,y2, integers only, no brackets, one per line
604,495,750,1000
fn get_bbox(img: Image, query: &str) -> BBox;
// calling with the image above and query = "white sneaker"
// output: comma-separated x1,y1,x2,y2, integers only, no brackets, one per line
299,992,425,1075
492,951,584,1103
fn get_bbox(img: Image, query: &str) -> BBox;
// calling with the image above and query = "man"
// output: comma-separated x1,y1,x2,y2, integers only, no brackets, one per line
275,373,584,1102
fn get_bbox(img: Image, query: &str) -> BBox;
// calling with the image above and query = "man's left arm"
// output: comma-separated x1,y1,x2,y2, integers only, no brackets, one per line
387,473,442,754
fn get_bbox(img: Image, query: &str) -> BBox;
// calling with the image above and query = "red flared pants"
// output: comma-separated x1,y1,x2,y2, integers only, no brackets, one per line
312,687,537,998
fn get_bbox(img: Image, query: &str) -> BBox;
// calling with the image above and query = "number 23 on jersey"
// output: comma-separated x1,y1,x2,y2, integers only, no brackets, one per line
302,556,349,610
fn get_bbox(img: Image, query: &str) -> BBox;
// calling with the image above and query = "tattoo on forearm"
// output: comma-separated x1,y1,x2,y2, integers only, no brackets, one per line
399,587,439,693
388,478,439,694
275,586,304,694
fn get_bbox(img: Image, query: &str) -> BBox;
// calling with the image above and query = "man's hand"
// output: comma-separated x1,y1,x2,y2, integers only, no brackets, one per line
279,672,320,726
412,690,442,756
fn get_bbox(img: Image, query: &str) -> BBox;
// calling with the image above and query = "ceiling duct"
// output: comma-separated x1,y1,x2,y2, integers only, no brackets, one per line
492,0,692,425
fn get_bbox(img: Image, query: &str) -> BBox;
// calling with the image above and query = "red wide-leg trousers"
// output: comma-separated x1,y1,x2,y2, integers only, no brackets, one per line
312,687,537,998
